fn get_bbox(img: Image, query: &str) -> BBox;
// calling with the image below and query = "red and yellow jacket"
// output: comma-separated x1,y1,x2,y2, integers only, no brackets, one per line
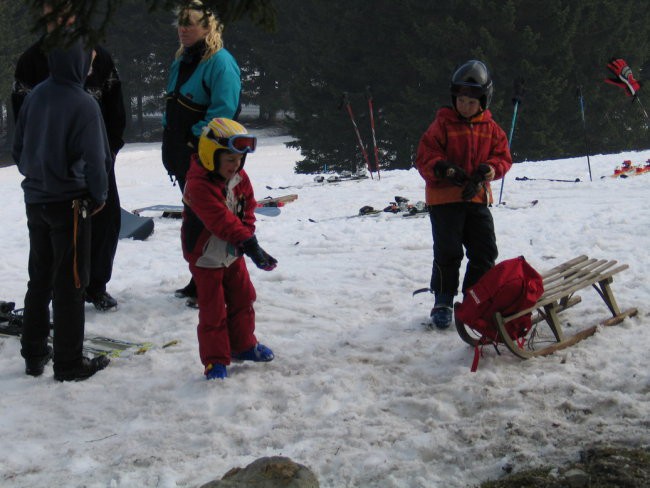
181,155,256,268
415,107,512,205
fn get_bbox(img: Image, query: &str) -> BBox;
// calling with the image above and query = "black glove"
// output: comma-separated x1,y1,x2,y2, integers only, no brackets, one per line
434,160,467,186
240,236,277,271
461,164,492,201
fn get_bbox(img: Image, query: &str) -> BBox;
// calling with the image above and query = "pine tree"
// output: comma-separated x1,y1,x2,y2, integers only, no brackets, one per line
27,0,277,49
0,3,35,150
103,0,178,141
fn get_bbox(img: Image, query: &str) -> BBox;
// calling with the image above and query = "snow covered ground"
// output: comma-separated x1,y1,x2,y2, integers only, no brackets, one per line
0,135,648,488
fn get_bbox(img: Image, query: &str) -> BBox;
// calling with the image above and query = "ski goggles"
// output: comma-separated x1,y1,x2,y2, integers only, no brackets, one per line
207,133,257,154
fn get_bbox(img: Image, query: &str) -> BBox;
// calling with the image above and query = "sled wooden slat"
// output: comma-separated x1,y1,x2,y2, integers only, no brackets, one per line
455,256,638,360
497,256,637,359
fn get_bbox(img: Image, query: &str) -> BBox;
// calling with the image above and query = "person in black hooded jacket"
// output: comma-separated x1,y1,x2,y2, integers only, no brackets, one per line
12,1,126,312
13,38,112,382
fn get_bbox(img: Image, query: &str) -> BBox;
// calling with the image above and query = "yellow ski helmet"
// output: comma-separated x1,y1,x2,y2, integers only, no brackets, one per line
198,118,257,172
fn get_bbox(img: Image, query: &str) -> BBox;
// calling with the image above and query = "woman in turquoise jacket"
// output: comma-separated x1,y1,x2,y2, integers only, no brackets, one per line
162,0,241,190
162,0,241,302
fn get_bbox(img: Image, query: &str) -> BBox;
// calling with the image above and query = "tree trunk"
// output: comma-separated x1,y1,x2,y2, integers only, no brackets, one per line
137,94,144,140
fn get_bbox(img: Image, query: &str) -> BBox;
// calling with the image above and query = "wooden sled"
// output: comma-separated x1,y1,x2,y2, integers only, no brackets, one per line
455,255,638,359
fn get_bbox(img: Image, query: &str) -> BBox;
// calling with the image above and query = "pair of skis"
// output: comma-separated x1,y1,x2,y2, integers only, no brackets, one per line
0,300,177,358
341,87,381,180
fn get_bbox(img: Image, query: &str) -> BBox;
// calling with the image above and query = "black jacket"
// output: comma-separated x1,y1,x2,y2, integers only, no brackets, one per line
13,41,111,205
12,37,126,155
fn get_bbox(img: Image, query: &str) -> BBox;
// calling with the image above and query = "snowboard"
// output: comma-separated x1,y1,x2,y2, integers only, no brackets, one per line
120,208,154,240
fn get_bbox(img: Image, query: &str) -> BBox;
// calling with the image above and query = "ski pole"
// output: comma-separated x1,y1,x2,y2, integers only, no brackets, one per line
634,95,649,119
576,83,593,182
341,92,373,178
498,78,524,205
366,86,381,180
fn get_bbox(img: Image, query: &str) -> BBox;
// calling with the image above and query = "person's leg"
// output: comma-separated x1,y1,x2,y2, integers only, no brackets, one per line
191,264,230,367
428,203,467,329
429,203,466,304
49,201,91,371
21,204,54,369
86,168,121,309
462,204,498,292
223,258,257,354
175,176,197,300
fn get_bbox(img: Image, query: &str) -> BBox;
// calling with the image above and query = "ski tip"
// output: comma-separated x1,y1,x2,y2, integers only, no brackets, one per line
134,342,154,355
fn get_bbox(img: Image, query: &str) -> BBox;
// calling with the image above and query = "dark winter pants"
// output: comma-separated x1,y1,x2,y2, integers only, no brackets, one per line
190,258,257,367
428,202,498,300
21,201,91,371
87,167,120,296
176,172,197,297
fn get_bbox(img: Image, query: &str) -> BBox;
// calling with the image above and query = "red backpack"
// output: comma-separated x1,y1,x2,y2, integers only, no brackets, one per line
455,256,544,370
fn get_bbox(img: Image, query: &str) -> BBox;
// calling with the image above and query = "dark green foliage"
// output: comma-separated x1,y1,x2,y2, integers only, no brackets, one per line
9,0,650,166
27,1,277,48
226,0,649,171
102,0,177,141
0,4,32,102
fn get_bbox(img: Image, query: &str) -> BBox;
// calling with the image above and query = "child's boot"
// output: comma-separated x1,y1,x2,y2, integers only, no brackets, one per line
430,292,454,329
205,363,227,380
232,343,274,362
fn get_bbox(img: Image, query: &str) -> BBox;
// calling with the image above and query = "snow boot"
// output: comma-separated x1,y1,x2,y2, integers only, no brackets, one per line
85,291,118,311
430,306,453,329
54,355,110,382
205,363,227,380
232,343,274,362
24,345,53,377
174,279,197,299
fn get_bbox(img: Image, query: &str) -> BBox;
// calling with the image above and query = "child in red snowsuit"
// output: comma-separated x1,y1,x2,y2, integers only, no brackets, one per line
182,118,277,379
415,60,512,329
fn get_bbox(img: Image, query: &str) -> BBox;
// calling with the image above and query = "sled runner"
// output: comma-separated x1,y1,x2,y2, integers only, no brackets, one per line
455,255,638,360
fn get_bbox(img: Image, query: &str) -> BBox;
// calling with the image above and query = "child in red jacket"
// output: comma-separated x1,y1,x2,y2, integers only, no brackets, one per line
182,118,277,379
415,60,512,329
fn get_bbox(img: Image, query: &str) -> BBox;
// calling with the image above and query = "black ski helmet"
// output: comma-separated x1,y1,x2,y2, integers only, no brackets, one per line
450,60,494,110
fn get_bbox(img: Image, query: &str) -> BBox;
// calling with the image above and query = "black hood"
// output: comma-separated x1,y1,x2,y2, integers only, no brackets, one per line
48,39,92,86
